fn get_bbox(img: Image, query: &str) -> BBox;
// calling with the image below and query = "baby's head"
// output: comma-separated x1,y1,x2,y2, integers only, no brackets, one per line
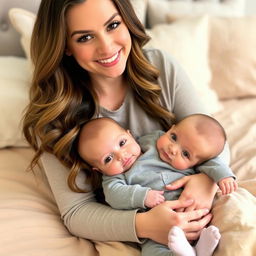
78,117,141,176
157,114,226,170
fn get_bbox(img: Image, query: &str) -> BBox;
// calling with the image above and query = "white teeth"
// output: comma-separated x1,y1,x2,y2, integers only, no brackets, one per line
98,52,119,64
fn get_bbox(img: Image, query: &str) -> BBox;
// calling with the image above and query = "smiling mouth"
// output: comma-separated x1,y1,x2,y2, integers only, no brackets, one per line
97,50,120,64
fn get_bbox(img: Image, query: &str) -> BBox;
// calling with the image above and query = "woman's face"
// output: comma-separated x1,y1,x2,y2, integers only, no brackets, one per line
66,0,132,79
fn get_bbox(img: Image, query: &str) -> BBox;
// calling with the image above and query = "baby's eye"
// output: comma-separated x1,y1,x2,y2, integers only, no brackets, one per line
120,139,127,147
104,155,113,164
170,133,177,141
77,34,93,43
182,150,190,159
107,21,121,31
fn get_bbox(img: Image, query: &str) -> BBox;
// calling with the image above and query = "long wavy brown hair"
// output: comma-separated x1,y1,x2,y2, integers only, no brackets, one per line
23,0,175,192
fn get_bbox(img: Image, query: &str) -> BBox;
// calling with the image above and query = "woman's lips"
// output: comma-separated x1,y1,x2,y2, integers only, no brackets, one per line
97,50,121,67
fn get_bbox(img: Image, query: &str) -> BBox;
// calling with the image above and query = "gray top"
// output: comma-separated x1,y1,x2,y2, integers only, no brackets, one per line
103,130,235,210
40,48,230,242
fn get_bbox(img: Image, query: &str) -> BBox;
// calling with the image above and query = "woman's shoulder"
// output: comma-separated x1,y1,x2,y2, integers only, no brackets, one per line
142,47,179,68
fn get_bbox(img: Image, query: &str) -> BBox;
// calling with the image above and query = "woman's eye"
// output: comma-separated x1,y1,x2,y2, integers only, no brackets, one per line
77,34,93,43
170,133,177,141
107,21,121,31
120,139,127,147
182,150,190,159
104,155,113,164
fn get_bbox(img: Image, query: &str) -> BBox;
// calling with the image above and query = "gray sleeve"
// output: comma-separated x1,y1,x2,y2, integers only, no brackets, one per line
145,48,209,121
102,174,149,210
40,152,140,242
196,154,236,183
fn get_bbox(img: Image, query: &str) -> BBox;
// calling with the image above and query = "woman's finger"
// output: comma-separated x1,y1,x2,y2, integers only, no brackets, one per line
164,199,194,210
166,176,189,190
176,207,185,212
184,208,210,222
183,213,213,233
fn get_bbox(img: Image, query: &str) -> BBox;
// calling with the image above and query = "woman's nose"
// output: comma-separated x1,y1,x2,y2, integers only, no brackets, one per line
97,35,113,54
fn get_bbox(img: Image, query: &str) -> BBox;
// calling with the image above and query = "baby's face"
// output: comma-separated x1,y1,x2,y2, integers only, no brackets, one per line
81,124,141,176
156,121,211,170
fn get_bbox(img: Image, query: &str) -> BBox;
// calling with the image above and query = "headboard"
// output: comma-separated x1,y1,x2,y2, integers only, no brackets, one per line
0,0,40,57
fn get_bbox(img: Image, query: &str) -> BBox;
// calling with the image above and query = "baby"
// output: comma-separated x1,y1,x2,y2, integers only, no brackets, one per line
78,114,237,256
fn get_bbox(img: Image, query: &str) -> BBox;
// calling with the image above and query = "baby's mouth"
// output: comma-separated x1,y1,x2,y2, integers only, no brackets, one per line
123,156,135,169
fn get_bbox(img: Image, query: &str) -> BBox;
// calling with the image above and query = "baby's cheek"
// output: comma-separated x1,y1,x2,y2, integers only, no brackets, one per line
133,144,141,156
173,160,189,170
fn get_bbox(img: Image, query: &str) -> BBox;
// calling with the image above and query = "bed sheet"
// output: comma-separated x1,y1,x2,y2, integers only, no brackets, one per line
0,98,255,256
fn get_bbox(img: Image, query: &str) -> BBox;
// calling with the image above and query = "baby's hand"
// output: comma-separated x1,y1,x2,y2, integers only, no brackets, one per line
144,190,165,208
218,177,238,195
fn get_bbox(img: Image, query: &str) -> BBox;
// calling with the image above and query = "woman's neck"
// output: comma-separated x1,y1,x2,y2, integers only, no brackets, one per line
90,75,128,111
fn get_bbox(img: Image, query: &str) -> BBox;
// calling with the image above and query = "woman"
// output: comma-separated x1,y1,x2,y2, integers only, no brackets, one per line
23,0,221,248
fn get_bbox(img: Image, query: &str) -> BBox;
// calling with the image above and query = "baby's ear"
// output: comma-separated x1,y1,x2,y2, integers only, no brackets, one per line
92,167,100,172
127,129,133,136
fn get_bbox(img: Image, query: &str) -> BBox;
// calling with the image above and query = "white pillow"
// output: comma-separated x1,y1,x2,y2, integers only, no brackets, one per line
130,0,147,26
0,57,30,148
147,0,245,27
145,16,222,114
8,8,36,59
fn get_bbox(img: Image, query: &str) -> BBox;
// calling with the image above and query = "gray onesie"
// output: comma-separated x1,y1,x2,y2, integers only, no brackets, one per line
103,130,235,256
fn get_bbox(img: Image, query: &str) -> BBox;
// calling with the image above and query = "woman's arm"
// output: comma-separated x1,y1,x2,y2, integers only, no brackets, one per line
41,152,212,243
40,152,140,242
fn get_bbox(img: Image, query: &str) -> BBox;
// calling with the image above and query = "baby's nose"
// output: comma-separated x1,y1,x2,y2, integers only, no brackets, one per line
169,144,178,155
117,150,126,161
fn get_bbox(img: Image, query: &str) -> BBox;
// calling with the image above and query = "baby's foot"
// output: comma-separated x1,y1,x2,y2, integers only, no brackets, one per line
168,226,196,256
195,225,221,256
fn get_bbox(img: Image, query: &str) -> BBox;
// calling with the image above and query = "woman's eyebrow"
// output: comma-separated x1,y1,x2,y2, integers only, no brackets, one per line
71,29,91,37
104,13,119,26
71,13,119,38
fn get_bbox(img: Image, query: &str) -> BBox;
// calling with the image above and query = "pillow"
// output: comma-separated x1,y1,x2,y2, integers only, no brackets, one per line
130,0,147,26
209,16,256,99
145,16,222,114
211,185,256,255
8,8,36,59
147,0,245,28
0,57,30,148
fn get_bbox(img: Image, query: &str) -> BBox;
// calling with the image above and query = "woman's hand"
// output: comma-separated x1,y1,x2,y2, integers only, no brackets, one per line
135,199,212,245
166,173,218,212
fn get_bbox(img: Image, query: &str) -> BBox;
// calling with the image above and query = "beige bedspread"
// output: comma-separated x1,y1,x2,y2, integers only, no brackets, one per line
213,98,256,181
0,98,255,256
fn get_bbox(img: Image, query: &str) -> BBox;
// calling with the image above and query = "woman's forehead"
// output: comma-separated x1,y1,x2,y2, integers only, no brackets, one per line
66,0,118,29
